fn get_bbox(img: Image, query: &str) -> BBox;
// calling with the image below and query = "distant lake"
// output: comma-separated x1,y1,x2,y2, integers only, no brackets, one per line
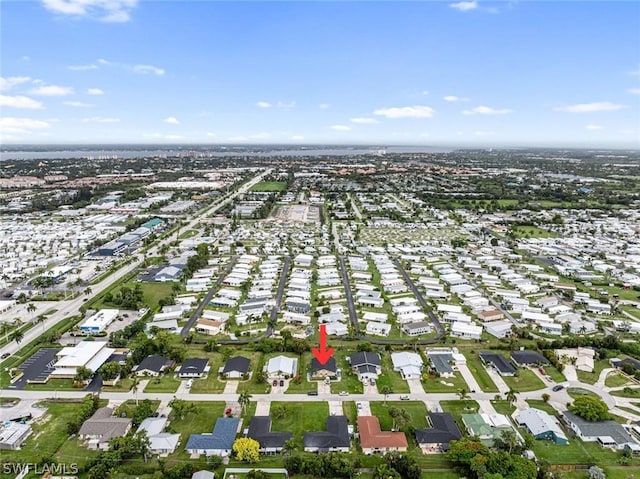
0,145,451,161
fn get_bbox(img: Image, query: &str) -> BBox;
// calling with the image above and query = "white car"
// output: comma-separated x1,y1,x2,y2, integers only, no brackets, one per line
338,391,349,396
400,395,410,400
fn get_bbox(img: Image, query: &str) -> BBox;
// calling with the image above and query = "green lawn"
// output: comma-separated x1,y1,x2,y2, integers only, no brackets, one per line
526,399,558,415
605,372,632,388
376,353,410,394
143,374,180,393
502,368,546,392
576,359,609,385
94,281,176,310
545,364,567,383
461,351,499,393
370,401,429,430
270,402,329,448
26,378,80,391
102,377,134,392
491,400,516,416
567,387,598,400
529,434,635,467
250,181,287,192
329,350,364,394
283,352,317,394
440,400,480,431
511,225,557,238
422,372,468,393
611,387,640,399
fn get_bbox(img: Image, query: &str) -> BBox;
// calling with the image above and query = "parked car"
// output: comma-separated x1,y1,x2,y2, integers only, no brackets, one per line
546,375,554,382
279,380,285,387
186,379,193,388
0,353,10,359
272,380,278,386
307,391,318,396
339,391,349,396
552,384,564,392
400,395,410,400
356,402,362,409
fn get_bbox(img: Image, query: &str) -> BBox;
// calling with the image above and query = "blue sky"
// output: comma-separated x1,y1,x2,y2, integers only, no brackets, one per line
1,0,639,147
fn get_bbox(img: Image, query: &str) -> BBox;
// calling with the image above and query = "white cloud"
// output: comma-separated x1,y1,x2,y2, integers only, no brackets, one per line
628,88,640,95
133,64,165,76
318,103,330,109
87,88,104,95
462,105,512,115
585,124,603,131
64,101,94,107
0,95,44,109
81,117,120,123
256,101,272,108
350,117,378,124
29,85,74,96
164,117,180,124
290,135,304,140
443,95,470,102
0,117,50,133
41,0,138,23
553,101,627,113
330,125,352,131
0,76,32,91
449,0,478,11
276,101,296,109
68,64,98,71
373,105,435,119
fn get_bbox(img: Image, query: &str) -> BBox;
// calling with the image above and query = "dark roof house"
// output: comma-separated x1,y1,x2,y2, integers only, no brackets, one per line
185,417,240,456
222,356,251,375
415,413,462,452
304,416,350,452
479,351,516,376
178,358,209,377
247,416,292,452
135,355,175,376
511,350,549,367
310,357,338,375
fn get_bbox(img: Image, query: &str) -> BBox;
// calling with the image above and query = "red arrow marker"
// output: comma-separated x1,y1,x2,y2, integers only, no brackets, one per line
312,324,335,365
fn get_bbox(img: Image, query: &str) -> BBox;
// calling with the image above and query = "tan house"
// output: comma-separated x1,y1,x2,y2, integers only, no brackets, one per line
357,416,408,454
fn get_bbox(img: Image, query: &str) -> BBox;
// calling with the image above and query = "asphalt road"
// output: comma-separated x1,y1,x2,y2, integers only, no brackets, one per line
338,256,359,333
267,256,291,337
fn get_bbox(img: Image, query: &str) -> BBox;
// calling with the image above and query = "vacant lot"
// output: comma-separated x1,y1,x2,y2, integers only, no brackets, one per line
250,181,287,191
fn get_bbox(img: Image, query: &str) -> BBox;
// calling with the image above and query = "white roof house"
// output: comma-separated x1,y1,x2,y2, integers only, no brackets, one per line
485,320,513,338
51,341,115,378
366,321,391,337
80,309,119,334
515,408,567,444
137,417,181,455
265,356,298,377
391,352,423,379
450,322,483,340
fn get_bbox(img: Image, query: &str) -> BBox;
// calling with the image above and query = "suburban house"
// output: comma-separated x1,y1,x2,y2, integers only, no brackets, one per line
555,348,595,372
426,351,455,378
195,318,225,336
461,413,515,447
0,422,31,450
137,417,181,456
450,322,483,340
303,416,350,453
391,352,423,379
415,413,462,453
514,408,568,445
177,358,210,379
611,357,640,374
562,411,636,450
511,350,549,367
134,355,176,377
264,355,298,378
366,321,392,337
185,417,240,457
479,351,516,376
310,357,338,380
402,321,432,336
348,352,382,381
357,416,408,454
78,407,132,450
221,356,251,379
246,416,292,454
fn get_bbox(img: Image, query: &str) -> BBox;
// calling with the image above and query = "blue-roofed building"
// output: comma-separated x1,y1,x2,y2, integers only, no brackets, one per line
142,218,164,230
185,417,240,457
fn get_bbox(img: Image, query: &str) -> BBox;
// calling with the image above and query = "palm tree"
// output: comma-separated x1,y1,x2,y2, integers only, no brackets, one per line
505,388,517,404
26,303,36,318
36,314,46,333
9,329,24,347
84,287,92,296
457,387,470,401
238,391,252,414
381,386,392,406
131,376,140,406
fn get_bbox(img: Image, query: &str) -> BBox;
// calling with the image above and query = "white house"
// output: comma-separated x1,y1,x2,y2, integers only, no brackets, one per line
391,352,423,379
450,322,483,340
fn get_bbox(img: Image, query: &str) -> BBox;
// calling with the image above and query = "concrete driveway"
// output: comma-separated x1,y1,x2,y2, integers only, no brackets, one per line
356,401,371,416
457,363,482,392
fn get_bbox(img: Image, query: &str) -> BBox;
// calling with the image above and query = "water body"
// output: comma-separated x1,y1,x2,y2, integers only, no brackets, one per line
0,145,451,161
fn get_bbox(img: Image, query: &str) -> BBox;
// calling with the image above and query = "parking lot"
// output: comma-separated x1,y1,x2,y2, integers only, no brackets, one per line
11,348,60,389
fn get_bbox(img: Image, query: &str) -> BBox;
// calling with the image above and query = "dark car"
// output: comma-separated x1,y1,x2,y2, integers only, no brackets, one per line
279,380,285,387
0,353,9,359
552,384,564,392
307,391,318,396
272,380,278,386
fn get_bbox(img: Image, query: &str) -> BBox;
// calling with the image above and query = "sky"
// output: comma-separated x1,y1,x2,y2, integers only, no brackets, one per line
1,0,639,148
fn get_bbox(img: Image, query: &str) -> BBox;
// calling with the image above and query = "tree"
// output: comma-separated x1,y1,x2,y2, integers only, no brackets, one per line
131,376,140,406
74,366,93,383
381,386,392,406
541,393,550,403
132,399,155,427
169,397,198,420
388,407,411,431
505,388,517,404
568,396,609,422
9,329,24,346
98,362,121,381
35,314,46,333
446,438,490,475
232,437,260,463
492,429,520,455
238,391,252,414
247,471,268,479
373,464,401,479
587,465,606,479
27,303,36,318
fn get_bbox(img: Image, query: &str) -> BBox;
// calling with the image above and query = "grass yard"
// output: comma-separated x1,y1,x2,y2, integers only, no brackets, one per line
143,374,181,393
282,352,317,394
0,400,105,479
526,399,558,415
376,353,410,394
250,181,287,192
502,368,546,392
529,434,636,467
461,351,499,393
576,359,610,385
370,401,429,431
422,371,468,393
26,378,80,391
440,400,480,431
491,400,516,416
329,350,364,394
270,402,328,448
511,225,557,238
611,387,640,399
567,388,598,400
605,372,632,388
102,377,134,392
93,281,176,311
545,365,567,383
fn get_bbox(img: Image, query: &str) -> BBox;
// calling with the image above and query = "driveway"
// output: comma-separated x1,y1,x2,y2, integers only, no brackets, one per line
563,364,578,382
223,381,239,394
407,379,426,395
0,399,48,422
485,367,510,394
255,400,271,416
328,400,344,416
356,401,371,416
457,363,482,392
